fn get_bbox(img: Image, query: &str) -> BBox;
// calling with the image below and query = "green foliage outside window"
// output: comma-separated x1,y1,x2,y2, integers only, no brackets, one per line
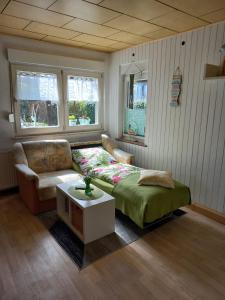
68,101,96,126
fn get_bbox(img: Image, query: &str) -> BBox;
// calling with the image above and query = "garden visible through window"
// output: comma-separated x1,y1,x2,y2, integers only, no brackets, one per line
16,71,59,129
67,75,99,127
124,75,147,138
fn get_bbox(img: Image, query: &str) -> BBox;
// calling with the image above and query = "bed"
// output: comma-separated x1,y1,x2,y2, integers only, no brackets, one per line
71,139,191,228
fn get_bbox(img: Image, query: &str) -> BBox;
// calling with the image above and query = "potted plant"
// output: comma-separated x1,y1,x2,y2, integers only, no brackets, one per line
83,175,92,196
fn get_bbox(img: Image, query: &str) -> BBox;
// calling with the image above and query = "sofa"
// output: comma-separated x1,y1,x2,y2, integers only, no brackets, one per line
13,137,133,215
13,136,190,227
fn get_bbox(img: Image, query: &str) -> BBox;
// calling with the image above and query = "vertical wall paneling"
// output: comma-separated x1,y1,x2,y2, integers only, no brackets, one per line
108,22,225,213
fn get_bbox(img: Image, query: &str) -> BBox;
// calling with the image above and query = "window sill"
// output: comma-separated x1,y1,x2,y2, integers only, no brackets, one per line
13,128,105,140
116,137,147,147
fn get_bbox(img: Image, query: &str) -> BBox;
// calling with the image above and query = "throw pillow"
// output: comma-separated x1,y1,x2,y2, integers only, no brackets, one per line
137,169,175,189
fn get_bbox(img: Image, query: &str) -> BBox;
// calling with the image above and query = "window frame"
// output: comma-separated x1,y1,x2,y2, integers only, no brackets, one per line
63,69,104,132
122,71,148,141
11,64,104,136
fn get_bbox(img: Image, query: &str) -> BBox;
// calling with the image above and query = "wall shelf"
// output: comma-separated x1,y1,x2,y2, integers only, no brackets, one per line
204,63,225,80
204,76,225,80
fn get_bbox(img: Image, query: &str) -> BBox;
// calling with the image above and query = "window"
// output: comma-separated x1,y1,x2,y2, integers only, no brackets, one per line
123,72,148,139
11,65,103,135
64,71,102,130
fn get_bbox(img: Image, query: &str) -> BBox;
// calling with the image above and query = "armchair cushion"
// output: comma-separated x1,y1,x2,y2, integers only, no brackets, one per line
38,169,81,201
22,140,72,174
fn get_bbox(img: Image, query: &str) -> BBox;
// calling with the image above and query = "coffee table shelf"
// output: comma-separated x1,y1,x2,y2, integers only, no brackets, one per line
56,180,115,244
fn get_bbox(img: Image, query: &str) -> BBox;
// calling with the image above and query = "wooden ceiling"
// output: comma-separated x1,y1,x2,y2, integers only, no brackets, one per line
0,0,225,52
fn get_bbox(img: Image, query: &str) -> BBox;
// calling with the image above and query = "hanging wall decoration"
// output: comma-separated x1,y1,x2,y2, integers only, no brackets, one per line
170,67,182,107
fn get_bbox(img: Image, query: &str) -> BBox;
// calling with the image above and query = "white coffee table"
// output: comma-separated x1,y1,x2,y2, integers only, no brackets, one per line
56,179,115,244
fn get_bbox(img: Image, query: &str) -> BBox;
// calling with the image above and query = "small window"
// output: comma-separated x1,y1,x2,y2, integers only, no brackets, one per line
64,71,102,130
123,73,148,138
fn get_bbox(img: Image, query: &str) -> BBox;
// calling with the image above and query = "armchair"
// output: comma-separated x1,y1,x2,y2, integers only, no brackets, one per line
13,140,81,214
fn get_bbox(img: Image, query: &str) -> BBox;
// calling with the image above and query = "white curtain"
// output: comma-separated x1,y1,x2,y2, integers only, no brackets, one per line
16,71,59,101
68,76,98,102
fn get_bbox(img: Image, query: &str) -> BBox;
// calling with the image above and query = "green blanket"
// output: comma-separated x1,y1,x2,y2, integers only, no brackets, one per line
113,173,191,228
73,162,191,228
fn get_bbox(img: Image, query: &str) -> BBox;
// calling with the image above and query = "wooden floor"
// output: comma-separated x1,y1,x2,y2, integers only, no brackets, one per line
0,193,225,300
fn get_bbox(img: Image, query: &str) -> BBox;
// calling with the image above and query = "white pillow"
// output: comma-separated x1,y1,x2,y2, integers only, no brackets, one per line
137,169,175,189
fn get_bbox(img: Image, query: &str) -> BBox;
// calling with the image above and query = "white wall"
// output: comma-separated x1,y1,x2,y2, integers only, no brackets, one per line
107,21,225,213
0,33,109,189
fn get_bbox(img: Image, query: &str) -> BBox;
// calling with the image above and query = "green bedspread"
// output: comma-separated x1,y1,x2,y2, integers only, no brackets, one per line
72,152,191,228
92,173,191,228
113,173,191,228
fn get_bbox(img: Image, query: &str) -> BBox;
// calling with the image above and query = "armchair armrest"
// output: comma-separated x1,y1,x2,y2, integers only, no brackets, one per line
101,134,135,164
111,148,135,165
15,164,39,182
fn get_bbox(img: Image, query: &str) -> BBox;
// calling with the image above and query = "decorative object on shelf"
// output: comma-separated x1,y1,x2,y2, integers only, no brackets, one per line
205,43,225,79
204,64,225,79
83,175,92,196
170,67,182,107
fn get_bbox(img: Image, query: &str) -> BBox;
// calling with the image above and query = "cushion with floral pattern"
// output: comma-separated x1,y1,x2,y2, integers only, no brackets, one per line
72,147,116,174
91,163,140,185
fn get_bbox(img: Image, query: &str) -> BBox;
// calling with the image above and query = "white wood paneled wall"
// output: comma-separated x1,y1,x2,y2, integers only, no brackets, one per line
107,21,225,213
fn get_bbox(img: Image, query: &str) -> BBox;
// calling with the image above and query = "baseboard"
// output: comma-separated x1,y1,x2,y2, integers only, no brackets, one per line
0,186,19,198
190,203,225,225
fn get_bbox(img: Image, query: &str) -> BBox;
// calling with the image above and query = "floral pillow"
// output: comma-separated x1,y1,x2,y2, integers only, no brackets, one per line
72,147,116,174
92,163,140,185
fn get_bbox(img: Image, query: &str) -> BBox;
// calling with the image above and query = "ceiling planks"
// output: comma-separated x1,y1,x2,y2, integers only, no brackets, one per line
0,0,223,52
48,0,121,24
26,22,81,39
104,15,161,35
100,0,175,21
4,1,73,26
63,18,119,37
159,0,225,17
0,14,30,29
15,0,57,9
152,11,208,32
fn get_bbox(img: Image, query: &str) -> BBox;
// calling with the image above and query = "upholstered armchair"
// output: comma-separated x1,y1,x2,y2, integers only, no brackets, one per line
13,140,81,215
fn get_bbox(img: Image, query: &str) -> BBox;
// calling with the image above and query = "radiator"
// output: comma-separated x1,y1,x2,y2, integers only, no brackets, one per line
0,151,17,190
